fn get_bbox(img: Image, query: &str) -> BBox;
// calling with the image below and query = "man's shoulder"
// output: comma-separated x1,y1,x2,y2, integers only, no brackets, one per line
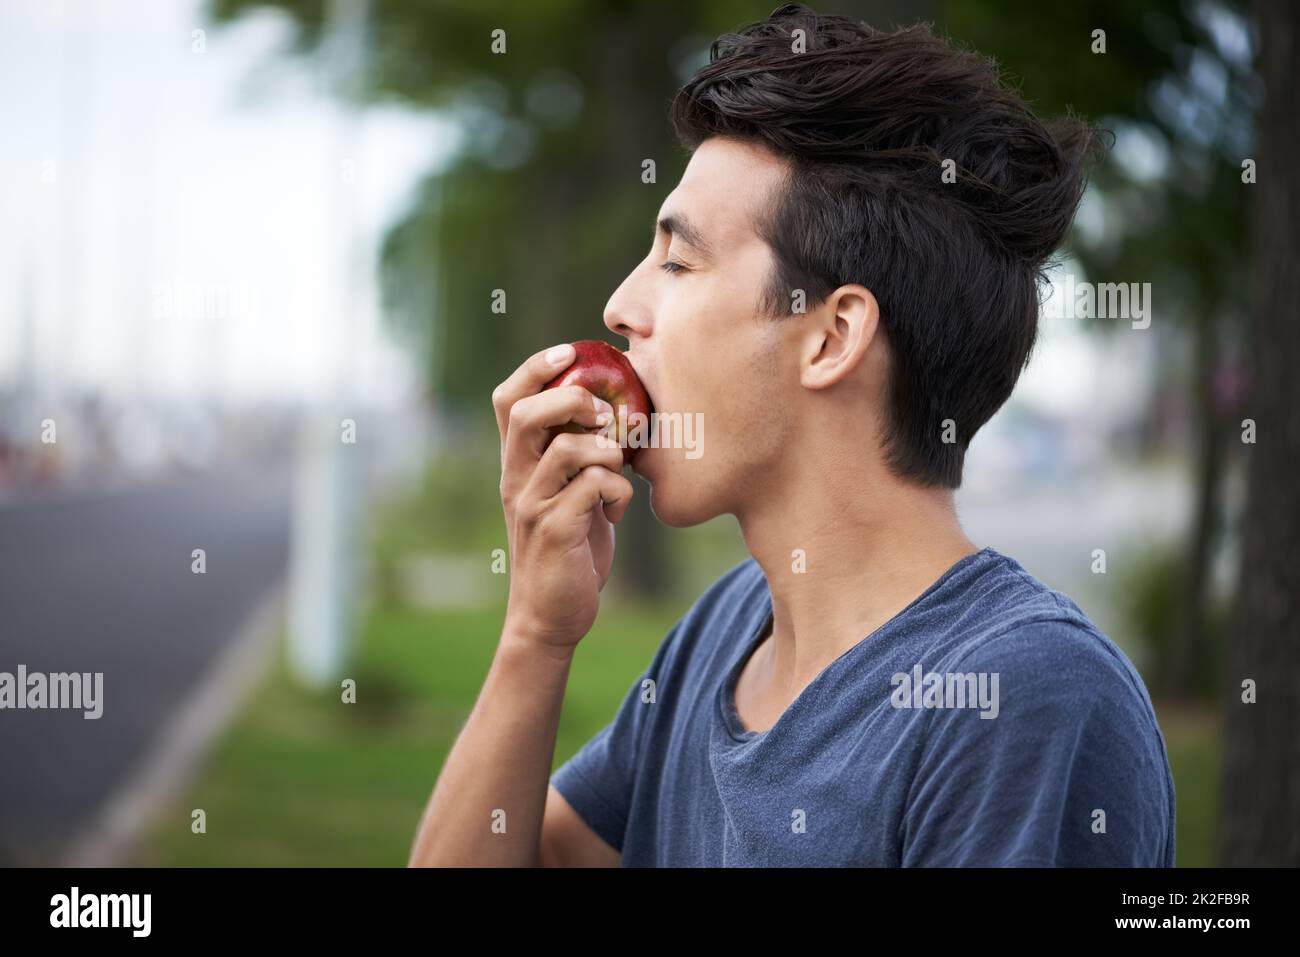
940,549,1161,726
904,556,1177,867
924,552,1175,858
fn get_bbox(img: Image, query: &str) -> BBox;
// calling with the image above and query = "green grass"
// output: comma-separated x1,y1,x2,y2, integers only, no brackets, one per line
138,599,679,866
1155,700,1222,867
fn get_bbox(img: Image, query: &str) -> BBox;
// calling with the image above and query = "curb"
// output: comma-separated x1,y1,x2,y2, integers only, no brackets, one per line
62,580,287,867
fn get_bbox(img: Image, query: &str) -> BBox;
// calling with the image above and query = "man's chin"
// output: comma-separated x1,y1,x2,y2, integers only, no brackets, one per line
642,479,716,529
631,446,721,527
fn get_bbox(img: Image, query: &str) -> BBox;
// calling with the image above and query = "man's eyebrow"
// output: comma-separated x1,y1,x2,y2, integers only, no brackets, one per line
656,213,713,259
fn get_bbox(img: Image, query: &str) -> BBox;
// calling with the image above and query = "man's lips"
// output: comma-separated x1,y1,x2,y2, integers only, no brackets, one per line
621,350,656,474
623,351,656,411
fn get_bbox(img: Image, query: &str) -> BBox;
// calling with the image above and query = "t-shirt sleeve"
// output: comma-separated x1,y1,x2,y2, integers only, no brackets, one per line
900,618,1175,867
550,660,660,855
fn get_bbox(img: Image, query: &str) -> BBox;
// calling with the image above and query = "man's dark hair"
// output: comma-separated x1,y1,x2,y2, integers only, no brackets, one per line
670,4,1106,488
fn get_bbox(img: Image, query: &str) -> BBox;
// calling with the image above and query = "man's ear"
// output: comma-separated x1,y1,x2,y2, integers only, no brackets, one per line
798,284,880,391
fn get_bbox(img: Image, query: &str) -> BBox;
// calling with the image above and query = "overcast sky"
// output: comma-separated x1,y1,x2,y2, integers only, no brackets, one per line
0,0,454,405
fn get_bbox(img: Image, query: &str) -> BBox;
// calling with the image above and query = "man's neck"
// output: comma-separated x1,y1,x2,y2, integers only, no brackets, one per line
735,459,978,697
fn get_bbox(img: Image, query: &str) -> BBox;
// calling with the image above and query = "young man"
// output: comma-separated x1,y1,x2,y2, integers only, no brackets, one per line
409,5,1176,867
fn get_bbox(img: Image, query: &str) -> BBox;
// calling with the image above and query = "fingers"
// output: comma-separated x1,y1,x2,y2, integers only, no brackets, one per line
492,343,577,445
524,431,626,502
550,464,635,527
501,385,613,482
588,500,615,591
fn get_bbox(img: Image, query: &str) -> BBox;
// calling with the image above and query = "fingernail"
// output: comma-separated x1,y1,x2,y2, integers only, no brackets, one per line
593,395,613,415
545,344,574,365
596,411,613,427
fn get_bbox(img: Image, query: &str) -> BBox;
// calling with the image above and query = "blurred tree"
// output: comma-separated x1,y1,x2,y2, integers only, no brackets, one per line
1216,0,1298,867
939,0,1256,699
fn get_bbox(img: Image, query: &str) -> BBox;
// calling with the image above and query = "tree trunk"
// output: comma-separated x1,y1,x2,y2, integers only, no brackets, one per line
1216,0,1300,866
1177,307,1223,697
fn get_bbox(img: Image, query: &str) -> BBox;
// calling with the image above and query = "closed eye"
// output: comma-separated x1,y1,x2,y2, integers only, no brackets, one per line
660,259,689,275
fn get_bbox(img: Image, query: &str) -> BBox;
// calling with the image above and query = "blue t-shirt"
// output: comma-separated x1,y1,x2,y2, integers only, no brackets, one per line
551,546,1176,866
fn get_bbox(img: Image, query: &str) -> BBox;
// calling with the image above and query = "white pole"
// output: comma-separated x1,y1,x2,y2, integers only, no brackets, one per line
286,0,369,688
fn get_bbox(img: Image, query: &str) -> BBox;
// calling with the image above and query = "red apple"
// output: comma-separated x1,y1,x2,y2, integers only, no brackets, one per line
543,340,653,466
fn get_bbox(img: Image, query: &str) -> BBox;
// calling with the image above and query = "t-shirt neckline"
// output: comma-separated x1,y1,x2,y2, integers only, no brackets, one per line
716,546,997,744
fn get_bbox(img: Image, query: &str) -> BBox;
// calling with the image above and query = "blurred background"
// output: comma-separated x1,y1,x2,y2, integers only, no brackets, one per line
1,0,1294,867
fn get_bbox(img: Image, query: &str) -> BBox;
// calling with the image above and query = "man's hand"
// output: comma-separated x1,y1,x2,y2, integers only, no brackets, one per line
493,343,635,651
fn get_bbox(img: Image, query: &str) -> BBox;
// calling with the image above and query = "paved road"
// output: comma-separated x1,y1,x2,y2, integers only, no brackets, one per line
0,466,291,863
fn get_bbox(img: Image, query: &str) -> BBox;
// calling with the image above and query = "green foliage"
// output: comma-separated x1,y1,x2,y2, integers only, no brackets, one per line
1115,541,1226,698
940,0,1253,316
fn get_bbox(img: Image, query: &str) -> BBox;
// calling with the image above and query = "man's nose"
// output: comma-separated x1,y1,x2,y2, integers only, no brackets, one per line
603,268,653,341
